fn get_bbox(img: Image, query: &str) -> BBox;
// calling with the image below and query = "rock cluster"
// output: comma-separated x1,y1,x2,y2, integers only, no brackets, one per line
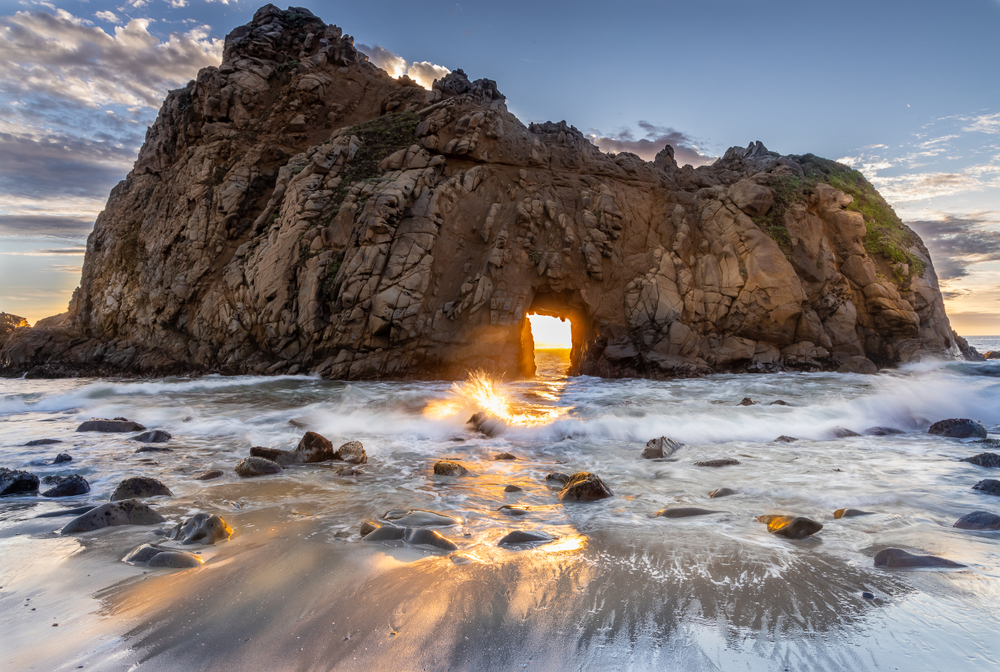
0,5,967,381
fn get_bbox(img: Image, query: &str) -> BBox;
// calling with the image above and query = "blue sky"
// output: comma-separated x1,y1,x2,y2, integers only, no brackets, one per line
1,0,998,332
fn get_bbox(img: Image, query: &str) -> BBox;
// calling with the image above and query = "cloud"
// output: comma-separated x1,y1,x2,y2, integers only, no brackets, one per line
0,214,95,238
963,113,1000,134
588,121,714,167
95,11,119,24
909,214,1000,280
356,43,450,90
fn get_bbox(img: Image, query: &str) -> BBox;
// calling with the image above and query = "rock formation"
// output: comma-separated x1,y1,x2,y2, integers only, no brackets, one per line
0,5,967,380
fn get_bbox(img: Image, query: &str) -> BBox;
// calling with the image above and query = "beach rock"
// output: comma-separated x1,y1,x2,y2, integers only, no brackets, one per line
335,465,364,476
383,509,460,527
929,418,988,439
643,436,682,459
873,548,965,569
773,436,798,443
35,504,97,518
250,446,297,465
135,445,173,453
133,430,171,443
494,452,518,460
41,474,90,497
695,458,740,467
709,487,736,498
335,441,367,464
656,507,722,518
504,484,522,492
294,431,335,463
25,439,61,446
52,453,72,464
235,456,283,476
757,515,823,539
363,525,404,541
962,453,1000,468
833,508,873,519
837,356,878,374
738,397,756,406
125,544,202,569
111,476,173,500
192,469,224,480
830,427,861,438
864,427,904,436
973,479,1000,496
984,350,1000,360
359,520,380,536
169,513,233,544
770,400,791,406
559,472,613,501
433,460,469,476
77,418,146,432
402,528,458,551
61,500,165,533
0,467,39,495
545,472,570,484
467,413,504,437
498,505,531,516
953,510,1000,530
498,530,553,546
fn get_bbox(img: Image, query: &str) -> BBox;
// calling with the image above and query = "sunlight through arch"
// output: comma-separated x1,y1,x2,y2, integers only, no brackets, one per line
527,313,572,349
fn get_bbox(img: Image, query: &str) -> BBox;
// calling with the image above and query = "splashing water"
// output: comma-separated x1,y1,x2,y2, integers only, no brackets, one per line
424,369,563,427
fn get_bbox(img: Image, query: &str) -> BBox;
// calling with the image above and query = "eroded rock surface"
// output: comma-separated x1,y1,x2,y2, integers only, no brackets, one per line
929,418,988,439
41,474,90,497
0,468,39,496
111,476,173,500
559,472,613,501
235,456,283,476
169,513,234,544
0,5,966,381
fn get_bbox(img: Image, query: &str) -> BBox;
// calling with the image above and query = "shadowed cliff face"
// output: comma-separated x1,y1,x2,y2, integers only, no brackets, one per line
0,4,960,379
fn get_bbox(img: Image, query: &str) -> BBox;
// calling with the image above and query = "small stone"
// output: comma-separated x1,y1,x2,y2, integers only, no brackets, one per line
52,453,72,464
656,507,722,518
545,472,570,484
830,427,861,438
834,508,873,519
929,418,988,439
709,488,735,498
498,530,553,546
773,436,798,443
433,460,468,476
402,528,458,551
134,445,173,453
169,513,233,544
738,397,755,406
77,418,145,432
559,472,612,502
770,400,791,406
756,515,823,539
874,548,965,568
864,427,905,436
953,510,1000,530
294,431,335,463
862,591,875,599
336,441,367,464
335,466,363,476
383,509,460,527
25,439,62,446
642,436,681,459
193,469,224,481
359,520,380,536
133,430,171,443
235,456,283,477
962,453,1000,468
695,458,740,467
498,505,530,516
41,474,90,497
0,467,39,496
504,484,522,492
972,479,1000,496
61,500,165,533
250,446,296,465
494,452,518,460
111,476,172,500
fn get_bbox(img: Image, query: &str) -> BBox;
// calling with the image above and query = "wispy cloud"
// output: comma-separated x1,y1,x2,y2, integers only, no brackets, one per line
963,112,1000,135
588,121,714,167
909,213,1000,280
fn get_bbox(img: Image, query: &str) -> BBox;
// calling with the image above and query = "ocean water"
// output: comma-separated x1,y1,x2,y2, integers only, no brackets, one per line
1,343,999,671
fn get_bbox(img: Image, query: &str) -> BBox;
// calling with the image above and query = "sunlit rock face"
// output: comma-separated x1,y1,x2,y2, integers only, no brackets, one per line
0,5,960,379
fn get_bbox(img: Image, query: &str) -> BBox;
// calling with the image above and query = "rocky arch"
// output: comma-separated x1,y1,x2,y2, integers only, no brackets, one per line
519,288,594,378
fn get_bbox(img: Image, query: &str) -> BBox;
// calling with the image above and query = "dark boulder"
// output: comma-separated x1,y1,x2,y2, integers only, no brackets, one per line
111,476,173,500
695,458,740,467
52,453,72,464
61,500,165,533
124,544,202,568
874,548,965,568
559,472,613,501
773,436,798,443
433,460,469,476
0,467,39,496
757,515,823,539
41,474,90,497
953,510,1000,530
973,479,1000,496
250,446,297,465
962,453,1000,468
235,456,283,476
929,418,988,439
133,430,171,443
709,487,736,498
135,445,172,453
504,484,522,492
363,525,404,541
192,469,224,480
498,530,553,546
77,417,145,432
834,508,873,519
656,507,722,518
294,431,335,463
25,438,61,446
830,427,860,438
642,436,681,459
467,412,504,437
402,528,458,551
770,400,791,406
494,452,518,460
738,397,755,406
335,440,367,464
359,520,380,536
169,513,233,544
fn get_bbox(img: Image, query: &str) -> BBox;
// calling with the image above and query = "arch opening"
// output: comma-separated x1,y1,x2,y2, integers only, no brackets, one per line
519,290,592,378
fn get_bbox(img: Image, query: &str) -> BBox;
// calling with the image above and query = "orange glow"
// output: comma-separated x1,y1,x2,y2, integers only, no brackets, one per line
538,533,588,554
528,313,572,349
422,370,564,427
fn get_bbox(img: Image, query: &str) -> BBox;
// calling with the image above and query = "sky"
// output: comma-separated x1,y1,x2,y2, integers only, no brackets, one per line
1,0,998,334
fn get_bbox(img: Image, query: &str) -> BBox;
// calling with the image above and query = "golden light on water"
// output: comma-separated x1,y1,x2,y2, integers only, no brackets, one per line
423,370,564,427
527,313,572,349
